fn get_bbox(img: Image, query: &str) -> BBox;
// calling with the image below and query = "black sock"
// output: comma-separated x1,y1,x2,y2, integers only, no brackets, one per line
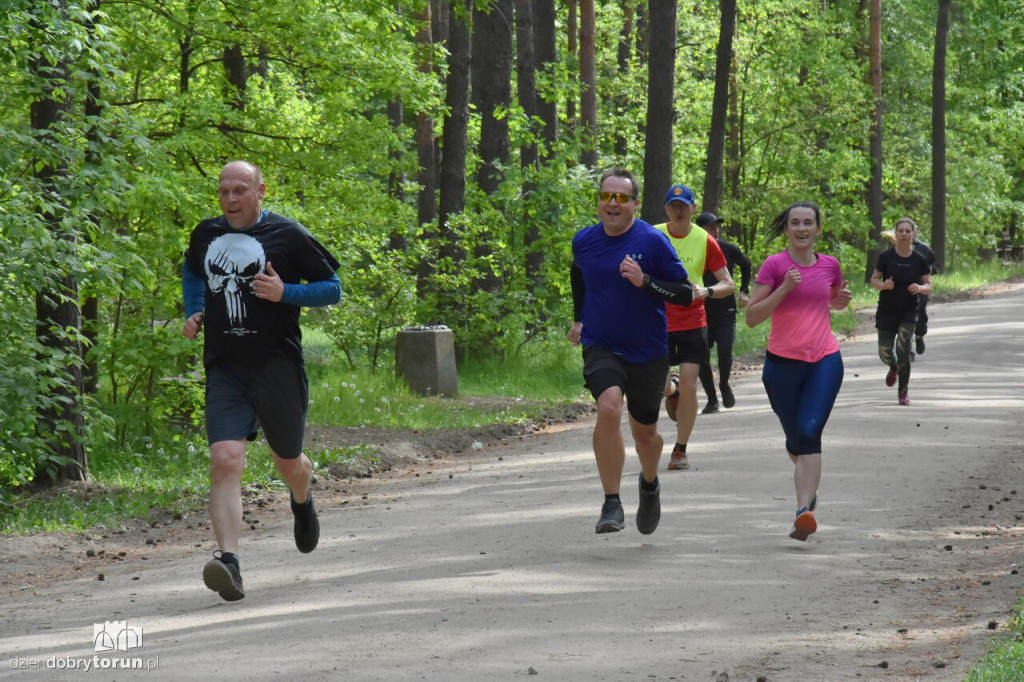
220,552,240,568
640,476,659,491
675,443,687,452
604,493,620,502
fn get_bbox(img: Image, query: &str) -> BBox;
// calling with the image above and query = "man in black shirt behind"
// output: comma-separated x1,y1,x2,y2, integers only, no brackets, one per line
696,213,752,413
911,221,938,357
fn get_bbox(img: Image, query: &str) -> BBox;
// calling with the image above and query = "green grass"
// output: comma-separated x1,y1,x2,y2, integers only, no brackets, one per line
933,260,1024,294
303,331,585,430
965,598,1024,681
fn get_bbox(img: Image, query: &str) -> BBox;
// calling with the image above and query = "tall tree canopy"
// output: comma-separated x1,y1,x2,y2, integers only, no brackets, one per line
0,0,1021,484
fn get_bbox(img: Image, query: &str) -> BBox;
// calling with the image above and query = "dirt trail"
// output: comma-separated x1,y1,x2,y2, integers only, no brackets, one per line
2,284,1023,681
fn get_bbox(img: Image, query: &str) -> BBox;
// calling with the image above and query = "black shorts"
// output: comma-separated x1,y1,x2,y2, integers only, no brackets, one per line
875,306,918,332
582,346,668,425
205,355,309,459
668,327,709,366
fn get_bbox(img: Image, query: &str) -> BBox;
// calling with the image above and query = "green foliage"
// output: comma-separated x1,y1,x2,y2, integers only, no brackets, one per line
965,598,1024,682
932,262,1024,293
304,328,582,430
0,0,1022,494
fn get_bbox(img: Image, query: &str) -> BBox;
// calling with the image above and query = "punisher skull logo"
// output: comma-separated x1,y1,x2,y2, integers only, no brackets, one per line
204,233,266,329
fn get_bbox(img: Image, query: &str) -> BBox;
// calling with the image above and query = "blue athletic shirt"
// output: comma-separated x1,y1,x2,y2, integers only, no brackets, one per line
572,219,688,363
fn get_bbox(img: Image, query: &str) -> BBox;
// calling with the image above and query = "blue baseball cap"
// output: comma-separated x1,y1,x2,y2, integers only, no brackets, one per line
665,184,695,205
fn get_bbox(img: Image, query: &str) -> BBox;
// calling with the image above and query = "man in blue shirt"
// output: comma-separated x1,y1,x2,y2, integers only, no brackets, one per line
567,168,694,535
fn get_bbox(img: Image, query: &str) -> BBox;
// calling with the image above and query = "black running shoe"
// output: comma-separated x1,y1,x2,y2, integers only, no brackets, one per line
595,498,625,534
203,553,245,601
915,336,925,355
701,401,720,414
720,383,735,409
291,491,320,553
635,474,661,535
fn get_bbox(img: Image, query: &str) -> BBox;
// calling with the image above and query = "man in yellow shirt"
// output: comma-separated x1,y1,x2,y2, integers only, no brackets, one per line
656,185,735,470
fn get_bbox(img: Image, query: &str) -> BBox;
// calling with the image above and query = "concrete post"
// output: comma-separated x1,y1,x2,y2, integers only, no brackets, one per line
395,325,458,397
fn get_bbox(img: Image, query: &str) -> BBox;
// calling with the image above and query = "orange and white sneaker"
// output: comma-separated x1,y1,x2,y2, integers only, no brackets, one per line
789,507,817,541
667,444,689,470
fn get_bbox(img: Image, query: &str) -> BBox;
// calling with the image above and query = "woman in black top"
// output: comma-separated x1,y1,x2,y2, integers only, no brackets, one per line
870,218,932,405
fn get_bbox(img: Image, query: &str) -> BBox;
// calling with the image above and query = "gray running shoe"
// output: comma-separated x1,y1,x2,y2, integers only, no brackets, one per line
291,491,320,553
635,473,661,535
203,553,244,601
595,498,625,534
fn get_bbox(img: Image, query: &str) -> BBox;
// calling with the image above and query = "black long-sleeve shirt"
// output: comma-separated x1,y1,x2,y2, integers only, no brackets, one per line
703,239,752,320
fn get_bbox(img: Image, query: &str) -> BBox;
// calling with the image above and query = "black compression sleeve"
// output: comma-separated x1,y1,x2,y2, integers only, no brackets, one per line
643,274,695,307
571,263,585,321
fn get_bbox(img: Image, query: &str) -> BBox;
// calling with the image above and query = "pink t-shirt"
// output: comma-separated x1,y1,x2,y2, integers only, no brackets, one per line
755,251,842,362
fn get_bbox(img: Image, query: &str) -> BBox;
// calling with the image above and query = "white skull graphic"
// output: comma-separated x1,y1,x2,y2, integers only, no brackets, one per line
204,233,266,328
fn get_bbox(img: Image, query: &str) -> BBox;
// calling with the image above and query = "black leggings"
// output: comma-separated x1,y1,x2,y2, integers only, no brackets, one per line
915,294,929,337
699,313,736,401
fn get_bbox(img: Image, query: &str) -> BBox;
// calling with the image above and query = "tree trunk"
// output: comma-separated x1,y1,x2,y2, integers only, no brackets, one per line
387,96,407,252
864,0,883,283
566,0,577,125
931,0,950,272
431,0,449,200
640,0,676,224
579,0,597,168
432,0,449,47
30,0,88,482
472,0,513,292
635,3,649,67
532,0,558,155
437,0,471,273
82,0,103,395
223,43,246,110
516,0,544,301
416,2,438,229
179,32,192,94
702,0,736,214
726,17,740,205
472,0,512,198
613,1,634,158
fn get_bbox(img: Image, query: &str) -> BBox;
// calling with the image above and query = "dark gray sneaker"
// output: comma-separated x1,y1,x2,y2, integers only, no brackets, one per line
595,498,625,534
203,553,244,601
635,473,661,535
291,491,320,553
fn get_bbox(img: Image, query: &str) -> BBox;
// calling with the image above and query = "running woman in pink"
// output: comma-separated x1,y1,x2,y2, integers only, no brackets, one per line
745,202,851,541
